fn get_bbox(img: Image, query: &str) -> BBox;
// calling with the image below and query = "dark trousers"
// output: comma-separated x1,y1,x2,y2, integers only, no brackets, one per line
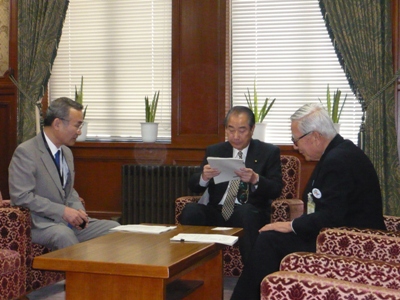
179,202,268,264
230,230,316,300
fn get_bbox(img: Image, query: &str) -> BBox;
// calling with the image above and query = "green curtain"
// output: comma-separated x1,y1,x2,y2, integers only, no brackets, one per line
16,0,69,143
319,0,400,216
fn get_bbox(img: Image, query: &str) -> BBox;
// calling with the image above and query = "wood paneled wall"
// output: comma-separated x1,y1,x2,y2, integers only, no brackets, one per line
0,0,17,197
71,142,316,220
172,0,228,147
0,84,17,196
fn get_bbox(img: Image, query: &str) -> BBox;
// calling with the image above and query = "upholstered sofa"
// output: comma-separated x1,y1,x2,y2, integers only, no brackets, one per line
0,204,27,299
261,271,400,300
175,155,304,276
261,215,400,299
0,200,64,297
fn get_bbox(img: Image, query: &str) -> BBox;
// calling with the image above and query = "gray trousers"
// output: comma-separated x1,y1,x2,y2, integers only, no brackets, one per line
31,218,120,250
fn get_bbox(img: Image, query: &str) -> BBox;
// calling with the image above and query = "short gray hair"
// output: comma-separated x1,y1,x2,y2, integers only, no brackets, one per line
44,97,83,126
290,103,337,139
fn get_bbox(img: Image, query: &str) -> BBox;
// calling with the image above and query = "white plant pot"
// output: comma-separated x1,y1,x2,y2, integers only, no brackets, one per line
333,123,341,134
141,122,158,143
76,122,88,141
252,123,267,141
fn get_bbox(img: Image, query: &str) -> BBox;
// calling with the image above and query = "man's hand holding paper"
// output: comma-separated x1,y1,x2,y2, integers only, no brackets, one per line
206,157,246,184
201,164,222,181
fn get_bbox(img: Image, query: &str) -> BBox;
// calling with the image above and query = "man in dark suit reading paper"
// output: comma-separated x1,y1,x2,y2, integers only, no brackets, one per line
179,106,283,263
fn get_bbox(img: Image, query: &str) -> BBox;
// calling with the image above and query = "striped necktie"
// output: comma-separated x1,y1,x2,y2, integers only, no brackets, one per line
221,151,243,221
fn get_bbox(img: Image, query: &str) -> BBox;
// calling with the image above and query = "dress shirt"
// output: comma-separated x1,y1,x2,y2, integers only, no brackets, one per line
43,133,67,187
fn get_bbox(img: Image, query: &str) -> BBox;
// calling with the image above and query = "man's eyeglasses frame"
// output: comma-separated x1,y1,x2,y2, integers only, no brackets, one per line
59,118,85,131
291,131,312,146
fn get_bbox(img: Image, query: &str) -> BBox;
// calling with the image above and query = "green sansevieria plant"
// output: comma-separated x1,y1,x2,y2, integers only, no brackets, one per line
145,90,160,122
75,76,87,119
319,84,347,123
245,81,276,123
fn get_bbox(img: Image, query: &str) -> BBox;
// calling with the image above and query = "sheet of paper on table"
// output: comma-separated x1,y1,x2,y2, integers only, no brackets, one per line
110,225,177,234
207,157,245,184
170,233,238,246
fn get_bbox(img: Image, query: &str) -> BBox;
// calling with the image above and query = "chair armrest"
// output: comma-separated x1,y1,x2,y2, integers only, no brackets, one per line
384,215,400,232
0,206,32,266
270,199,303,223
175,196,305,224
261,271,400,300
175,196,201,225
317,227,400,263
280,252,400,289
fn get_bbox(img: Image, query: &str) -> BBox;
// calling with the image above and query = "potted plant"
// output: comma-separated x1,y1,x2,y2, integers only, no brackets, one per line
75,76,89,141
141,90,160,142
319,84,347,132
75,76,87,118
244,81,276,141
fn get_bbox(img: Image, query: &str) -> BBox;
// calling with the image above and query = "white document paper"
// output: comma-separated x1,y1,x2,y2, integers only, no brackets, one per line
170,233,238,246
110,225,176,234
207,157,245,184
212,227,233,231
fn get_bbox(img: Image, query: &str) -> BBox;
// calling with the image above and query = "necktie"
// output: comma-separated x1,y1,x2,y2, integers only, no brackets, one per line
54,150,61,171
221,151,243,221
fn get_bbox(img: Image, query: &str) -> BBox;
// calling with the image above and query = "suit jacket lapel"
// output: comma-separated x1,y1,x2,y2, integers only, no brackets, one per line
245,139,259,170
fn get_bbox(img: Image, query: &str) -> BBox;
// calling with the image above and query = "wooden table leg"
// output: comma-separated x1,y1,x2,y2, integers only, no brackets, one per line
179,250,223,300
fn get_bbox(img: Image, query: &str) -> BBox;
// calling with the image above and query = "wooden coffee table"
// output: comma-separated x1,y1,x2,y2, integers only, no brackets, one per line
33,225,242,300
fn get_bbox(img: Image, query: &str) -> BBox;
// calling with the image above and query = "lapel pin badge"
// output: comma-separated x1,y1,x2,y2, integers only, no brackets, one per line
312,188,322,199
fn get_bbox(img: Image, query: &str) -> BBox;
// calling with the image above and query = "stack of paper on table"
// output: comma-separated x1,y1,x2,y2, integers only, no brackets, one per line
170,233,238,246
110,225,176,234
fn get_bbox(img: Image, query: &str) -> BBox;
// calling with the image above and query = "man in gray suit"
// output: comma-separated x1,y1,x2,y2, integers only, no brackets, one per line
9,97,119,250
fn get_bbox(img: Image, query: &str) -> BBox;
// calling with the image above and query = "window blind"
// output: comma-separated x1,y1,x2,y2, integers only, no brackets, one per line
49,0,172,141
231,0,362,144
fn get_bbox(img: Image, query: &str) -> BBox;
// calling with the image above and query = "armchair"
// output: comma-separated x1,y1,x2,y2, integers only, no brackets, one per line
280,252,400,289
261,215,400,299
0,200,65,295
316,225,400,263
175,155,304,276
261,271,400,300
0,204,28,299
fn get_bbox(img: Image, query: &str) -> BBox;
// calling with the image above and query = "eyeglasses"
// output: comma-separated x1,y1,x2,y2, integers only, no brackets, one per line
291,131,312,146
60,118,85,131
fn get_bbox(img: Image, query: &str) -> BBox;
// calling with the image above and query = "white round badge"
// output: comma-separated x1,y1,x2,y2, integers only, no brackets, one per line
312,188,322,199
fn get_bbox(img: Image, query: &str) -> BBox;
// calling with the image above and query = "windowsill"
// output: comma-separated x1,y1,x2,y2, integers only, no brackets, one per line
80,137,171,143
72,138,295,151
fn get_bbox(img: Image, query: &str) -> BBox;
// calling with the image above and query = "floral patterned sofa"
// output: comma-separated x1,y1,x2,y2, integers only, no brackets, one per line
262,271,400,300
175,155,304,276
261,215,400,299
0,205,27,299
0,200,64,297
